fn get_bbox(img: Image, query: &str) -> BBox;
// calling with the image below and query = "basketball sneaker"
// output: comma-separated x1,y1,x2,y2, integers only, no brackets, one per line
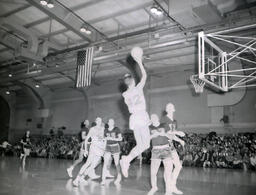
88,171,100,180
171,185,183,195
72,177,79,187
147,187,158,195
67,167,73,178
100,180,106,186
106,170,114,178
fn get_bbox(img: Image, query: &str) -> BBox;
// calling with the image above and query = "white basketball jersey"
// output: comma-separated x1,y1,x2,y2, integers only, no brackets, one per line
90,126,104,142
123,86,146,114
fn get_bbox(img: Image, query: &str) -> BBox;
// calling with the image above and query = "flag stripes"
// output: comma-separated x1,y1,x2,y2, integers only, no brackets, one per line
75,47,94,88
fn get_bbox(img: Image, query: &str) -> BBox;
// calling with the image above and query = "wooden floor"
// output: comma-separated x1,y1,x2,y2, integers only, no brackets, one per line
0,156,255,195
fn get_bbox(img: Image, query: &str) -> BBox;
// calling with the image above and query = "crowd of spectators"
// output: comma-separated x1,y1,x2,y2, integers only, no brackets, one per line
123,131,256,171
179,132,256,170
2,130,256,170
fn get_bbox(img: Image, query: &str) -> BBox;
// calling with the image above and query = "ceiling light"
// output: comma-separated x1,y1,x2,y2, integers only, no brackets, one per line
85,30,92,35
155,9,163,16
35,84,40,88
80,26,92,35
40,0,48,6
47,0,54,8
150,6,158,14
6,91,10,95
150,5,163,16
80,27,87,33
8,73,12,77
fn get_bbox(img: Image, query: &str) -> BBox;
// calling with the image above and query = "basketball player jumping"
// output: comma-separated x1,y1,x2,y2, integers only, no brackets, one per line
120,47,151,178
162,103,185,194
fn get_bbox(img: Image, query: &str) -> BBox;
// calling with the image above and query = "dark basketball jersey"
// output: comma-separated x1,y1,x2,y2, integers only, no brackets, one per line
104,127,121,145
161,115,178,132
78,127,89,142
22,136,31,149
80,141,86,151
150,124,170,147
81,126,89,135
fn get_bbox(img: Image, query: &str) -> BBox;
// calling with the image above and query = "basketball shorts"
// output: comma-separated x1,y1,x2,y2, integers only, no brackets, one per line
23,148,31,156
89,141,105,157
129,111,150,130
151,146,173,160
105,144,120,155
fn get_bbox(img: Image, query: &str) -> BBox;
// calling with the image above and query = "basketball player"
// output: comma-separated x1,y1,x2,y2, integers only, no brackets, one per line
67,120,100,179
120,47,151,178
148,114,173,195
101,118,122,186
0,141,11,156
161,103,185,194
20,130,32,169
73,117,106,187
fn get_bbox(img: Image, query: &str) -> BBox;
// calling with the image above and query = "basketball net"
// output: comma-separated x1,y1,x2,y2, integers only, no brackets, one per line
190,74,205,93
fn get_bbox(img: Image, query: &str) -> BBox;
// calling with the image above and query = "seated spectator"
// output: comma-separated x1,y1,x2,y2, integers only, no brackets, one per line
232,150,243,169
215,152,227,168
250,153,256,170
243,153,250,171
201,147,211,168
193,151,203,167
183,151,193,166
38,148,47,158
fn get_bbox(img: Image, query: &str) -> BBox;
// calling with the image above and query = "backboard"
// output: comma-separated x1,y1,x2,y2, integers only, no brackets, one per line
196,26,256,93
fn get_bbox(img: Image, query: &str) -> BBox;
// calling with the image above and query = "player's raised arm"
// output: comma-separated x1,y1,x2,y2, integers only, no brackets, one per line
136,60,147,89
131,47,147,89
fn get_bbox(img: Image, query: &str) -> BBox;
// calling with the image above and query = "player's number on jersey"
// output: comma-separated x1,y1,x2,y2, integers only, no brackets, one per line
106,133,116,138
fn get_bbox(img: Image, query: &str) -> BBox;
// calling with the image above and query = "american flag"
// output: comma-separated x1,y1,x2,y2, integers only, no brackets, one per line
75,47,94,88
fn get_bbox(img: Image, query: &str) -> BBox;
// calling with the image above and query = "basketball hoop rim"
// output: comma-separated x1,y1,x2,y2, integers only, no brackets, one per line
190,74,205,93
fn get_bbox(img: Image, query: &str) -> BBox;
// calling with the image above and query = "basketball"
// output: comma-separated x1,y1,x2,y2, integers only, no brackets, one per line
131,46,143,61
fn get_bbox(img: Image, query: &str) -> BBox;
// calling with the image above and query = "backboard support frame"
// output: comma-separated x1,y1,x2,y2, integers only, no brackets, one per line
197,28,256,92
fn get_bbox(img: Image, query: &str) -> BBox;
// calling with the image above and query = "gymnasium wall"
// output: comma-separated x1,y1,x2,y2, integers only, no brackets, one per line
9,94,42,142
5,71,256,142
50,89,89,133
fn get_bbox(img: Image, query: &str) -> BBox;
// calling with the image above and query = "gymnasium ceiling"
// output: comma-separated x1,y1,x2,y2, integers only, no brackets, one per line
0,0,256,91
